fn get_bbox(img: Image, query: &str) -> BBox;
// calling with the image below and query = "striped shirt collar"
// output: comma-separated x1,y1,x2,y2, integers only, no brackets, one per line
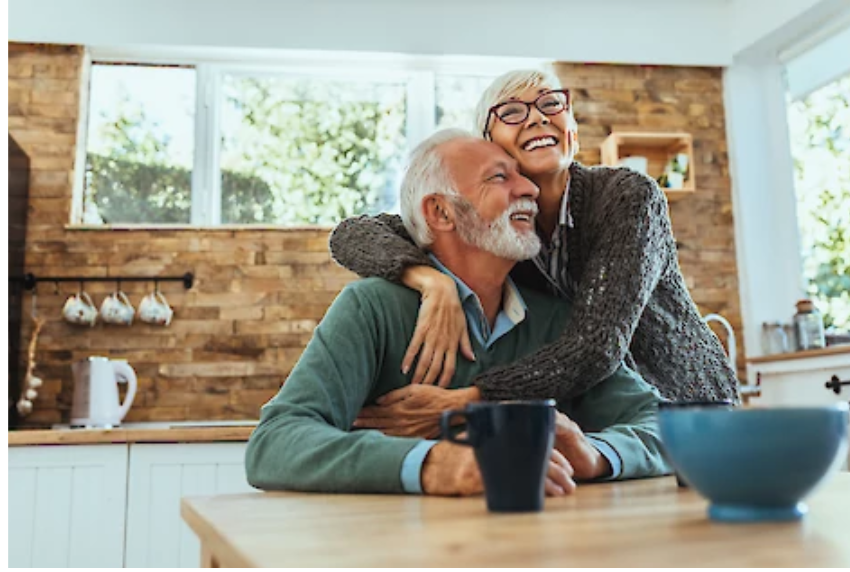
533,177,573,298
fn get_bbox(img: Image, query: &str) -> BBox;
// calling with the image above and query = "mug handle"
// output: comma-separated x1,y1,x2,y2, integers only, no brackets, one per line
440,409,472,446
117,291,134,309
81,292,97,327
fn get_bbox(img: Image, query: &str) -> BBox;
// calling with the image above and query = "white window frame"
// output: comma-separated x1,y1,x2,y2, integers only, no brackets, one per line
75,46,542,227
725,19,850,357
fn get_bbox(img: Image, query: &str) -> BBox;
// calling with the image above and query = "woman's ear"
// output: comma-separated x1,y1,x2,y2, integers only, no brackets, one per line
567,113,580,155
422,195,455,234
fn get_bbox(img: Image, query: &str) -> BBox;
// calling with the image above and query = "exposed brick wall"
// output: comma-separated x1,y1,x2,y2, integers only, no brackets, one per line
8,44,742,427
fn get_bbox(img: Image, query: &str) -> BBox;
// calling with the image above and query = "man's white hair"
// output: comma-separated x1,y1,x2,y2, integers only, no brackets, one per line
400,128,478,247
473,67,577,139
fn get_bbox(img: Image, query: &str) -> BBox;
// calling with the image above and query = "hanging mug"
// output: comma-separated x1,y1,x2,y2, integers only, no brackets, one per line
63,291,98,327
100,291,135,326
138,291,173,326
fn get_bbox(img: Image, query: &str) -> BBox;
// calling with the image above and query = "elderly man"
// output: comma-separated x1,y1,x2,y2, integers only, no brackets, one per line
245,129,668,496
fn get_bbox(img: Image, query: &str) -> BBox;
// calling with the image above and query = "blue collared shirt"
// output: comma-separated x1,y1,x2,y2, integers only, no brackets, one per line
399,254,621,493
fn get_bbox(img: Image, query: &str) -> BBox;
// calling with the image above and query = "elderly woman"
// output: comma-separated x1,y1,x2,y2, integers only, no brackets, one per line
330,68,739,422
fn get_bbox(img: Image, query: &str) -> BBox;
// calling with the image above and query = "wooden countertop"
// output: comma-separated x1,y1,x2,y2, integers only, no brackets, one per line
747,344,850,364
181,474,850,567
8,425,255,446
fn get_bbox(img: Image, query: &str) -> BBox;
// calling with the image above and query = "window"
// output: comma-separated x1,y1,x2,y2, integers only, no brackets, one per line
435,75,496,132
219,72,407,225
83,64,196,224
79,52,525,227
787,73,850,331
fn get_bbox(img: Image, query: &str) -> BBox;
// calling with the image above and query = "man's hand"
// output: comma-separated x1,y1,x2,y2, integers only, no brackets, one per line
421,442,577,497
546,448,577,496
353,385,481,439
553,412,612,480
421,441,483,496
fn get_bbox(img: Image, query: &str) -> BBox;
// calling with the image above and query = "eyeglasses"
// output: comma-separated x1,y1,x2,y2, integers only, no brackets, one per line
485,89,571,136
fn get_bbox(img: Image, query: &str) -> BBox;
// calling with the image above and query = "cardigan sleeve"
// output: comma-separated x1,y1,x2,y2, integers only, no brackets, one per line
474,170,674,403
329,213,435,283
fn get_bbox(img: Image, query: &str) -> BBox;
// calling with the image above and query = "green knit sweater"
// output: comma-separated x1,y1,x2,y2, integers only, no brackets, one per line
245,278,668,494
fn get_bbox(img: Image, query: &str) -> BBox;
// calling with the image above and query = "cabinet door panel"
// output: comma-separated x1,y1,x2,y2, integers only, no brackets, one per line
8,467,37,567
31,467,73,568
177,464,218,568
125,442,256,568
748,354,850,470
69,465,112,566
7,445,128,568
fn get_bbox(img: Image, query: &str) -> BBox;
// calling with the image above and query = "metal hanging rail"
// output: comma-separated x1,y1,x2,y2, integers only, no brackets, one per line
11,272,195,291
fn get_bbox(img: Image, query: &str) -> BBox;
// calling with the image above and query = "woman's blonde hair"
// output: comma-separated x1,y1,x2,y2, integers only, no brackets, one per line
473,67,577,139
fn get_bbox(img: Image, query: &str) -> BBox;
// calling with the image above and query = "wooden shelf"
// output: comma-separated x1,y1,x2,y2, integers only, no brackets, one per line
746,344,850,365
600,131,695,202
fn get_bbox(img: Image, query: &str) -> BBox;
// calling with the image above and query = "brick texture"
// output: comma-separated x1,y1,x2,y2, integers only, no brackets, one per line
8,45,743,427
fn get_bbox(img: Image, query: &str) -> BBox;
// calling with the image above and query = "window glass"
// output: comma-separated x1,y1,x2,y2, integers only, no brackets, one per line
787,74,850,330
84,64,196,224
435,75,494,133
219,73,407,225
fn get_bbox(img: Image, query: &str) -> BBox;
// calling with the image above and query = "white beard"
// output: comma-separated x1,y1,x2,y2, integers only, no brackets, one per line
452,197,541,261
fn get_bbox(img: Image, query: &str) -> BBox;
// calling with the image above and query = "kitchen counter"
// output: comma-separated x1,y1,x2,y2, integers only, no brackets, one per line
8,421,257,446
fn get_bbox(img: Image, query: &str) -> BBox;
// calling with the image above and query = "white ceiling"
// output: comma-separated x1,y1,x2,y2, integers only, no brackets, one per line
7,0,849,67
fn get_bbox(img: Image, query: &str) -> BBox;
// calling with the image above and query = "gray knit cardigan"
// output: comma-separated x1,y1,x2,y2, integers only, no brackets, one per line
329,162,740,405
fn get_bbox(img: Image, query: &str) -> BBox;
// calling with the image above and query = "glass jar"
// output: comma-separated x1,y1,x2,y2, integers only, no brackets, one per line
761,322,790,355
783,323,797,352
793,299,826,351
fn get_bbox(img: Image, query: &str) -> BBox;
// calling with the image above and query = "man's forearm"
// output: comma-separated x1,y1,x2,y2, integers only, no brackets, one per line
246,402,423,493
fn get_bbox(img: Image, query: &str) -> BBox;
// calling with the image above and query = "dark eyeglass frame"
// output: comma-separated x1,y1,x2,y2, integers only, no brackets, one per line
484,89,572,139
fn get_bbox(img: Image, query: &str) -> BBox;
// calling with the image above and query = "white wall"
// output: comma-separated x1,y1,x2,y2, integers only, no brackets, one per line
730,0,824,54
724,60,804,357
8,0,733,66
732,0,850,58
785,23,850,99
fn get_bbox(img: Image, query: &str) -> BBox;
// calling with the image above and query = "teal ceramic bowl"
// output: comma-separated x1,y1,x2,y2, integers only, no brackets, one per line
659,403,849,523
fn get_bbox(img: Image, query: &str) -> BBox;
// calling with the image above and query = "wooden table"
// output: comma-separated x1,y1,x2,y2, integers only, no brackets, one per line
181,474,850,567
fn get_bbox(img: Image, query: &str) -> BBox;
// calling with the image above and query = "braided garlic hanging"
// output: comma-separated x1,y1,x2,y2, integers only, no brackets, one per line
17,291,45,417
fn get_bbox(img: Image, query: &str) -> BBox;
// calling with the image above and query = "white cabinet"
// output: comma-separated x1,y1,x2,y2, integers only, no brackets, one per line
8,440,255,568
747,350,850,407
8,445,129,568
124,442,255,568
747,348,850,470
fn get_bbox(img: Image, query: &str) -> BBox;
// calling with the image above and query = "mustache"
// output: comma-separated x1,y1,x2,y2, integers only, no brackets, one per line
506,199,539,218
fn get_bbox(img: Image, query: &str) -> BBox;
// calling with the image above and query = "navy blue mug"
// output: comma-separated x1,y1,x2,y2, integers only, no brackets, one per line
440,399,556,512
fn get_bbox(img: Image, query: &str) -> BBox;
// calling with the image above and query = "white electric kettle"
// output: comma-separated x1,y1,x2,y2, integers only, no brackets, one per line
71,356,137,428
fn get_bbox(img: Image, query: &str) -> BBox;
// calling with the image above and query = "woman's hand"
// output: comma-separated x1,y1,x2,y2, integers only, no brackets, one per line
353,385,481,439
401,267,475,387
